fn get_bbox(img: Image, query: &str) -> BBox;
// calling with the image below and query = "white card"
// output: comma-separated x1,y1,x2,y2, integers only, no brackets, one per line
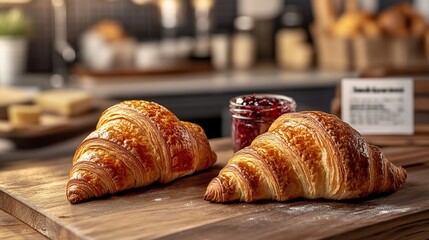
341,78,414,135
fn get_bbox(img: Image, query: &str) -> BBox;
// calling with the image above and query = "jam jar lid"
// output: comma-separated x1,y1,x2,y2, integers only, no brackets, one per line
229,94,296,121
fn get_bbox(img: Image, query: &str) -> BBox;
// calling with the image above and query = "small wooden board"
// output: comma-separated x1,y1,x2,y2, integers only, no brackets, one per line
0,101,114,149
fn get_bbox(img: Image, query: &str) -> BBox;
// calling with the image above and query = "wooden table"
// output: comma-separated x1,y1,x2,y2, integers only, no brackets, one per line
0,209,47,240
1,138,429,240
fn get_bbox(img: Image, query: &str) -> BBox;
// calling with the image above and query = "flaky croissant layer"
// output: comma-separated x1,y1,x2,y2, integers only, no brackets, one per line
67,100,216,203
205,111,406,203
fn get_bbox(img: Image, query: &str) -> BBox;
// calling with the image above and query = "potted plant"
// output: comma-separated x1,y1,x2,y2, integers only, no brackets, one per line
0,8,31,86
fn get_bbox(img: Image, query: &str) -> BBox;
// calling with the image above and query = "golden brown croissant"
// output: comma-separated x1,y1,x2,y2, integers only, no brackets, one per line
205,111,406,203
67,100,216,203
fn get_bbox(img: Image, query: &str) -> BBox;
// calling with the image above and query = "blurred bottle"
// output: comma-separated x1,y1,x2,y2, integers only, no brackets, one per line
192,0,213,59
232,16,256,70
276,5,313,70
158,0,182,61
211,32,230,70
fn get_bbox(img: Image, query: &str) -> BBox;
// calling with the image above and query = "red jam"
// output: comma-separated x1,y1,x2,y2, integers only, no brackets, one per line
230,94,296,152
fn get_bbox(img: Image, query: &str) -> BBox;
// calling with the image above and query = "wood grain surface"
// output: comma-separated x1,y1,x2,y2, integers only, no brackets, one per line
0,209,47,240
363,134,429,147
1,138,429,240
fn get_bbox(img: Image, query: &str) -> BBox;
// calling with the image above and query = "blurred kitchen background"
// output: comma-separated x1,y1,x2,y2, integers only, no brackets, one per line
1,0,429,156
3,0,419,73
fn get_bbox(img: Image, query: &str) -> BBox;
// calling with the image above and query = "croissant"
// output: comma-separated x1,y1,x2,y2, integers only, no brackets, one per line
205,111,407,203
67,100,217,203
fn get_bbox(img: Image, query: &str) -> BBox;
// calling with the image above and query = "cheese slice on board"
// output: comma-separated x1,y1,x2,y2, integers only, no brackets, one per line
35,90,92,117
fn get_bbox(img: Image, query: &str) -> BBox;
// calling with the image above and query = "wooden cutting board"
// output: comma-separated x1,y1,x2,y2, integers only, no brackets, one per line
0,100,115,149
1,139,429,240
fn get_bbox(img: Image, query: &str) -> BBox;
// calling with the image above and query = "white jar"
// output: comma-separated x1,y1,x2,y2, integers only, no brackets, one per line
0,37,27,86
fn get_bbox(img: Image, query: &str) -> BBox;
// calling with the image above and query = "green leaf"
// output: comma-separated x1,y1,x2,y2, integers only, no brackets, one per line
0,8,31,37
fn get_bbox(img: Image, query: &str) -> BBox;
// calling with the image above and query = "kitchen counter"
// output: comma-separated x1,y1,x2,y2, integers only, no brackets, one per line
12,68,353,98
74,68,353,98
1,138,429,239
9,69,354,138
76,68,354,137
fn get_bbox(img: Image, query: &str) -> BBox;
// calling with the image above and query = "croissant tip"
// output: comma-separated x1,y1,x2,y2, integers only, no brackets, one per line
205,177,240,203
67,193,80,204
204,192,213,202
67,186,90,204
204,179,221,202
66,179,95,204
399,166,407,186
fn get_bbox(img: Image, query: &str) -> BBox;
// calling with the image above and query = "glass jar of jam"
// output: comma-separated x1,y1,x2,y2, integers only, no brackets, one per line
230,94,296,152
